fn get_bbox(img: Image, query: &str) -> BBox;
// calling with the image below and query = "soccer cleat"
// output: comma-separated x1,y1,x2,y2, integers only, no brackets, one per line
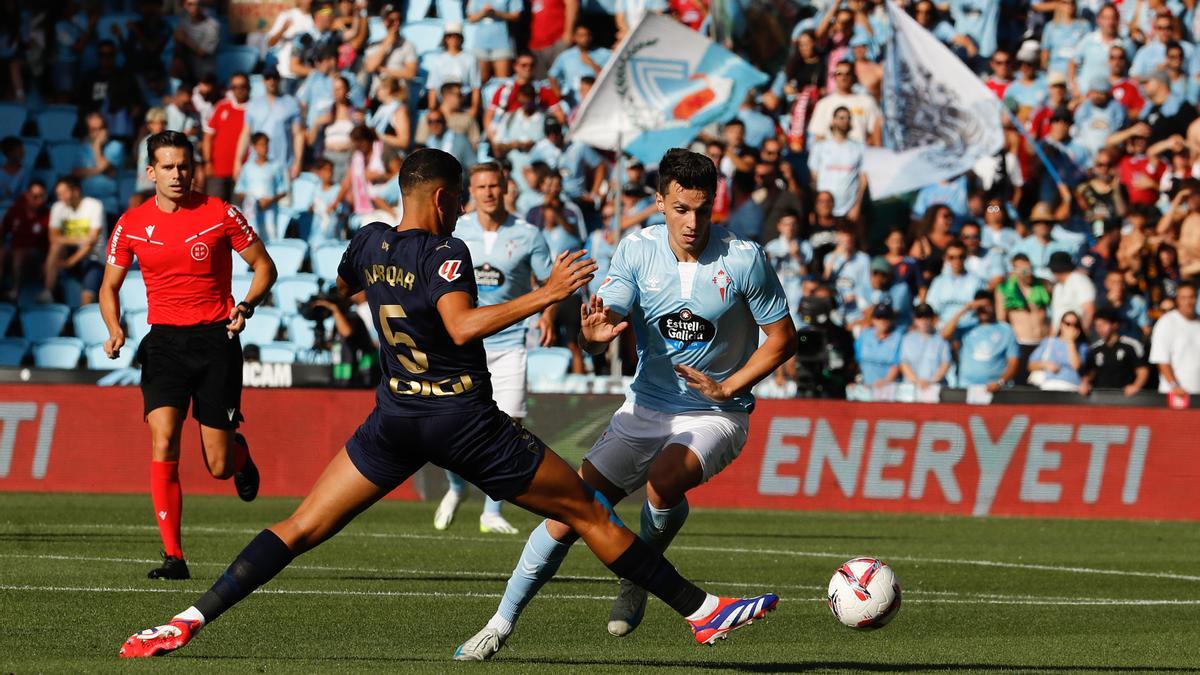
147,552,190,580
232,434,259,502
479,513,519,535
118,618,200,658
433,490,463,530
453,626,505,661
688,593,779,645
607,578,648,637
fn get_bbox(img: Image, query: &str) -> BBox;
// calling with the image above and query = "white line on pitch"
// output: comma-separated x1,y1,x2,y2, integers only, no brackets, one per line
4,521,1199,584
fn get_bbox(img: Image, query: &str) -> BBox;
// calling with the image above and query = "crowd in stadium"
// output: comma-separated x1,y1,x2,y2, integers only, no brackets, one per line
0,0,1198,399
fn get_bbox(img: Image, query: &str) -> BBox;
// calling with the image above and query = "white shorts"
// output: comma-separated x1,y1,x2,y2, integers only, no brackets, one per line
584,401,750,494
487,347,527,418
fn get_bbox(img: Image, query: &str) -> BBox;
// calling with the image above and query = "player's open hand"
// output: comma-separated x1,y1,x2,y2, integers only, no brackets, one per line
104,330,126,360
675,364,732,402
544,250,596,302
226,304,249,336
580,295,628,346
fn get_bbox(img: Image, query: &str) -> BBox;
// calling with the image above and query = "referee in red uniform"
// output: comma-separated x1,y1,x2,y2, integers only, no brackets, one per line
99,131,278,580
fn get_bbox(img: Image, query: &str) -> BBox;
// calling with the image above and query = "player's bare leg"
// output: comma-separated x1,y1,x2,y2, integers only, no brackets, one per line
198,424,259,501
146,407,188,579
119,448,390,657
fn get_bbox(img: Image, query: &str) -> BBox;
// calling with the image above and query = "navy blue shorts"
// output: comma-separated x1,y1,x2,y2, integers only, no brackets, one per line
346,404,547,501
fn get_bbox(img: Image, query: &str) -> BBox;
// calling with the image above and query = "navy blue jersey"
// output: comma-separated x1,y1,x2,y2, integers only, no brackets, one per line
338,222,493,416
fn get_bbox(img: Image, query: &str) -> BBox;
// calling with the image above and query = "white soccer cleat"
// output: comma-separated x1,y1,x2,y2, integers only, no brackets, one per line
433,490,463,531
453,626,505,661
607,578,648,637
479,513,519,534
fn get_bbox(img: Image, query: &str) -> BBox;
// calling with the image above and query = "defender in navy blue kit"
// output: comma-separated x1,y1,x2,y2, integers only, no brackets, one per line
119,149,778,662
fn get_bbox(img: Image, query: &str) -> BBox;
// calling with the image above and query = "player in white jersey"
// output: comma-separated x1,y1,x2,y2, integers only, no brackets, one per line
433,162,555,535
454,148,798,660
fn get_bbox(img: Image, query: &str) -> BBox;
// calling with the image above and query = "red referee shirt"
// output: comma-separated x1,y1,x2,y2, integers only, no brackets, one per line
107,194,258,326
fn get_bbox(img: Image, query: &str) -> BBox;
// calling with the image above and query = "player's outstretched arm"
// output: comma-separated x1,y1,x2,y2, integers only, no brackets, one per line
578,295,629,355
675,316,797,402
438,250,596,346
99,263,128,358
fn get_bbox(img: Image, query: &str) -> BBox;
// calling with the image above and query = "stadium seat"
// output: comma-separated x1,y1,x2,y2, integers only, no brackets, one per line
241,306,283,347
0,302,15,336
72,304,109,345
20,138,42,172
231,249,251,276
125,309,152,344
217,46,260,83
119,272,148,313
231,275,253,303
311,240,349,283
117,170,139,207
85,341,134,370
32,336,84,369
266,239,309,277
402,20,446,56
46,141,85,176
34,105,79,141
272,274,319,315
0,337,29,365
287,314,332,351
258,341,297,364
96,13,139,42
249,73,266,99
0,102,27,138
20,303,70,342
527,347,573,387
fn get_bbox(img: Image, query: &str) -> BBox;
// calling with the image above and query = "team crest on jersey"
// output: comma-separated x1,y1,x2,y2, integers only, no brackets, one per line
712,269,732,301
658,307,715,350
438,259,463,281
505,239,519,259
474,263,505,291
190,242,210,261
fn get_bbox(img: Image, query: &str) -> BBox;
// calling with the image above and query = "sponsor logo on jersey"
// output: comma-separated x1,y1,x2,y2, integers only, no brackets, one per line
438,259,462,282
474,263,506,291
190,242,210,261
657,307,715,349
145,225,156,238
712,269,731,301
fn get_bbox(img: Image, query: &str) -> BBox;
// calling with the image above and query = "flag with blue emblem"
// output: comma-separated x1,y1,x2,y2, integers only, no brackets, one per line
567,14,767,165
862,1,1004,198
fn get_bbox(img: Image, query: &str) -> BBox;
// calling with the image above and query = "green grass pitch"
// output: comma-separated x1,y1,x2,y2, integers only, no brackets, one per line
1,492,1198,673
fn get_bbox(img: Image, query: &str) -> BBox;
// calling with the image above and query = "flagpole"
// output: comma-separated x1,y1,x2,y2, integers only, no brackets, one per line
1003,105,1068,189
607,132,624,385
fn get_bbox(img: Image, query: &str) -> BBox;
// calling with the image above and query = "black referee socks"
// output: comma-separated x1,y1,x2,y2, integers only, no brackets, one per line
194,529,294,623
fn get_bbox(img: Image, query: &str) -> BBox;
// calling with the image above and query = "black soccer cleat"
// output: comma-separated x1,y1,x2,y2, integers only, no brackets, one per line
232,433,259,502
147,553,190,580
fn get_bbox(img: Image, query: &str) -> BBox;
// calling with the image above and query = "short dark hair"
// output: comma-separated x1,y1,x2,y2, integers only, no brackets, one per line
657,148,718,199
146,130,194,166
55,175,82,191
398,147,462,194
1011,253,1031,264
1179,279,1198,295
250,132,269,145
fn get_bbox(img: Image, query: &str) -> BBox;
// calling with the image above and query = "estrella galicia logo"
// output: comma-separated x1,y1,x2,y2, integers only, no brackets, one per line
474,263,505,292
658,308,714,350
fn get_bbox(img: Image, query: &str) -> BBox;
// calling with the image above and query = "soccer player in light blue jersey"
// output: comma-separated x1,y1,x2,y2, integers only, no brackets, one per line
455,148,798,660
433,162,555,535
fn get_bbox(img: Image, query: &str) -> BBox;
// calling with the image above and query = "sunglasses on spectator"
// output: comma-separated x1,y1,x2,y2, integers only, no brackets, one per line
834,70,853,78
944,254,963,260
1062,320,1080,328
986,204,1001,213
992,57,1010,65
961,233,980,240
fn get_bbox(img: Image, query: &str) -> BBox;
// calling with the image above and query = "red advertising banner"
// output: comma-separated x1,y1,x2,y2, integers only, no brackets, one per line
0,385,419,500
691,399,1200,520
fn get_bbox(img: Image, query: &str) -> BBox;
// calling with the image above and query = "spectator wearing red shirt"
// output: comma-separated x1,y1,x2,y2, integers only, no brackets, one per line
1107,45,1144,118
203,73,251,203
528,0,578,78
98,130,278,581
1116,131,1165,207
0,180,50,301
984,49,1013,101
485,52,564,129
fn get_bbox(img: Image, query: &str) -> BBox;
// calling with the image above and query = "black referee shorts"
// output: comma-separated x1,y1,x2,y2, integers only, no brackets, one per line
138,322,244,430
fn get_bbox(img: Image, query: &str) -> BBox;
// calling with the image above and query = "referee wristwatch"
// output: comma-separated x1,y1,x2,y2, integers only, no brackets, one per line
237,301,255,319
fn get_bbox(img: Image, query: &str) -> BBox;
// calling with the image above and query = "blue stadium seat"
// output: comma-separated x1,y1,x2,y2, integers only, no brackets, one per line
266,239,309,277
0,302,15,336
272,274,319,316
20,303,70,342
117,170,139,208
527,347,573,388
217,46,260,83
249,73,266,99
20,138,42,172
231,248,251,276
72,304,109,345
0,102,27,138
241,306,283,347
33,336,84,369
287,314,332,351
258,341,297,364
81,174,120,215
86,342,134,370
0,337,29,365
125,310,152,344
231,275,253,303
46,141,85,176
34,105,79,141
96,13,139,43
119,272,148,313
311,241,349,283
402,20,446,56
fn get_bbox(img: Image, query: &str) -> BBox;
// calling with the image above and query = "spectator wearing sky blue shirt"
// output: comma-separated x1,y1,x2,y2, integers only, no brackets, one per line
1011,201,1079,280
926,239,985,336
234,133,290,242
824,227,871,321
1028,311,1089,391
549,24,611,105
911,175,969,222
943,290,1019,390
1130,16,1193,78
1073,78,1127,159
425,24,483,118
77,112,126,215
241,68,304,180
900,303,952,386
855,304,903,388
960,221,1006,288
949,0,999,59
853,256,913,330
807,106,865,219
1071,6,1130,96
1039,0,1089,76
464,0,520,84
1006,48,1049,112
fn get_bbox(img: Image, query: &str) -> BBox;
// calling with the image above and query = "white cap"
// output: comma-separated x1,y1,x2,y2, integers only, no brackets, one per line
444,21,463,35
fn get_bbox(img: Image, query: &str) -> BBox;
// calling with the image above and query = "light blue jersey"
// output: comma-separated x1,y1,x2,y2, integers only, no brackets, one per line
597,224,790,414
456,212,554,350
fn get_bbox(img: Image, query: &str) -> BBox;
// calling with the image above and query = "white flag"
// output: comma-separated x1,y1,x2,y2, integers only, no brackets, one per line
863,1,1005,198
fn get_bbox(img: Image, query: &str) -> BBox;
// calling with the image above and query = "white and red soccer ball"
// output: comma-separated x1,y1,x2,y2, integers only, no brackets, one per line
827,557,901,629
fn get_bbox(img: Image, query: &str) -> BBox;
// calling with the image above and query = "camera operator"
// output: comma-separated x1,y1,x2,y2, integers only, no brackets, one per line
301,291,379,386
794,289,855,398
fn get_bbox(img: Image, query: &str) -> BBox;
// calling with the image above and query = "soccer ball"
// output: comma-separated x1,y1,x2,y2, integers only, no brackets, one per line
826,557,901,629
